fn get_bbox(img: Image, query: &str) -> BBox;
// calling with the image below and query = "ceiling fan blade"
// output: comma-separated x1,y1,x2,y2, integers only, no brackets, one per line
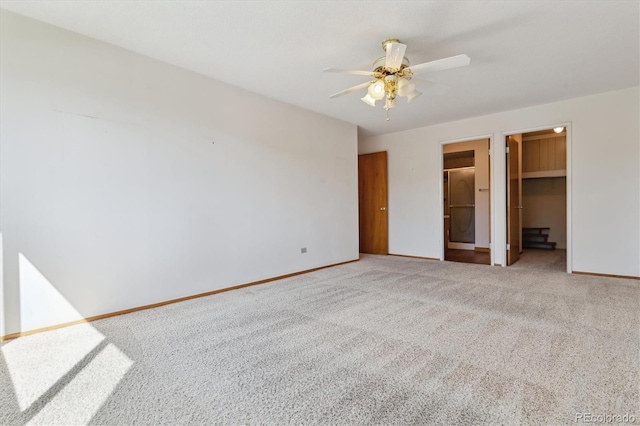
329,81,373,99
407,54,471,75
323,68,374,76
385,42,407,69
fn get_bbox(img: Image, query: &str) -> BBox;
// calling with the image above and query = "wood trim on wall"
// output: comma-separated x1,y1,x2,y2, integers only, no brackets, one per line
389,253,440,261
572,270,640,281
474,247,490,253
0,258,360,342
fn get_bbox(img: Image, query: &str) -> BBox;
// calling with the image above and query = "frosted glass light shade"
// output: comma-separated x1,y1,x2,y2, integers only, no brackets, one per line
407,90,422,103
361,93,376,107
397,79,415,97
553,127,564,133
368,80,386,100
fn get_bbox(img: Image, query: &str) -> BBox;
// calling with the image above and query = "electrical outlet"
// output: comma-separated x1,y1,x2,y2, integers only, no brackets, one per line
301,247,307,254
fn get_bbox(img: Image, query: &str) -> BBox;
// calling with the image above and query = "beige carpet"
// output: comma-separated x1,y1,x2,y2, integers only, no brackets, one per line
1,253,638,425
511,249,567,272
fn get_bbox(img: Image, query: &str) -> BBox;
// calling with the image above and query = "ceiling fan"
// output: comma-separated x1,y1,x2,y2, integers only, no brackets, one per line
324,39,470,120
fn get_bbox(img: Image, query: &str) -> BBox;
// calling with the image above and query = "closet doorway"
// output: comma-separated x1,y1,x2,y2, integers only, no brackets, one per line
443,139,491,265
505,127,568,271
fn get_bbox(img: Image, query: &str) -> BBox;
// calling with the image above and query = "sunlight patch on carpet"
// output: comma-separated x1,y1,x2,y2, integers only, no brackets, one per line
27,343,132,425
2,323,105,411
2,253,133,422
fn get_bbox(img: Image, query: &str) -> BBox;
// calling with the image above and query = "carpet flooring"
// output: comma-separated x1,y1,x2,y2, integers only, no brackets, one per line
511,249,567,272
1,254,638,425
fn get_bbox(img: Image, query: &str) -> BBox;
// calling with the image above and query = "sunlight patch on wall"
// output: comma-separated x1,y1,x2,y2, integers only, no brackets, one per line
18,253,84,331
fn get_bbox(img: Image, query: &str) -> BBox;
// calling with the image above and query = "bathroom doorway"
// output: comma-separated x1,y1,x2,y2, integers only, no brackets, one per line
443,139,491,265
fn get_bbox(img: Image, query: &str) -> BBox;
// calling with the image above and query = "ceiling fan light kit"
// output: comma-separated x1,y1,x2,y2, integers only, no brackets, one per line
361,93,376,107
325,38,470,121
368,80,386,100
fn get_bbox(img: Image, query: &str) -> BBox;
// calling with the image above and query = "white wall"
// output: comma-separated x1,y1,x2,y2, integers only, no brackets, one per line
443,139,490,249
360,87,639,277
522,178,567,250
0,11,358,336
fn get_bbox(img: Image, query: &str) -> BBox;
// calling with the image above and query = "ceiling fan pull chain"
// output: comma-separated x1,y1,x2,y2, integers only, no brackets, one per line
386,109,390,121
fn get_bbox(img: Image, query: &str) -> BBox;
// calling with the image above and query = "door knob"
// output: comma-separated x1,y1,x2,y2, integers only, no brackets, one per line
380,207,386,211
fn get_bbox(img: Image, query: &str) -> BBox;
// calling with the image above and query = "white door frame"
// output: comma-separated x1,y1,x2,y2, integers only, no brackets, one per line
501,122,572,273
440,134,495,266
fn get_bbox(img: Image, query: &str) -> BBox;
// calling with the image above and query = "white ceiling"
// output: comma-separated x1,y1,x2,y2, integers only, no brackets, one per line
1,1,638,136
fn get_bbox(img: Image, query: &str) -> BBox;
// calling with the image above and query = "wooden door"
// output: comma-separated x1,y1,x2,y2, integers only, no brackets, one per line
358,151,388,254
506,136,521,265
511,133,523,254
